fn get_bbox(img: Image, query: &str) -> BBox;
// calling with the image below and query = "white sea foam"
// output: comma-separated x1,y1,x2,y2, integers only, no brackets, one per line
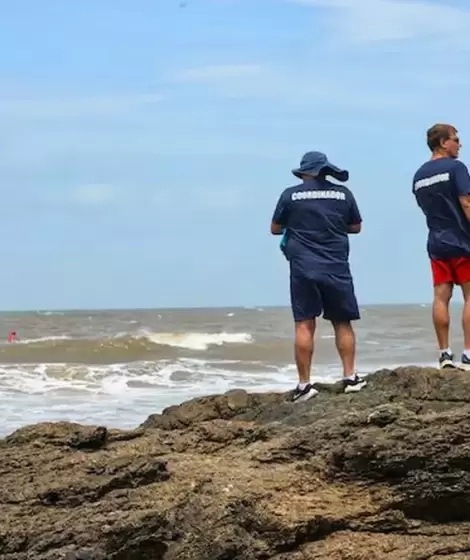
142,331,253,351
0,357,427,399
36,311,65,316
0,357,434,438
0,359,293,396
0,358,336,435
0,331,253,351
9,335,72,346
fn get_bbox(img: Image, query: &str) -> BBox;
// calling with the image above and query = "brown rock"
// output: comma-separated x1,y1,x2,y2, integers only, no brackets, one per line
4,367,470,559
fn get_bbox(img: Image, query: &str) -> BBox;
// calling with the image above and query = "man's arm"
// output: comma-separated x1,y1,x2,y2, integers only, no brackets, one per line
454,161,470,222
348,223,362,234
270,191,288,235
347,191,362,235
460,195,470,221
271,222,284,235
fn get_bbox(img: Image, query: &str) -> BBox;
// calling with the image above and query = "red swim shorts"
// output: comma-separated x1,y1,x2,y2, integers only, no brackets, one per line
431,257,470,286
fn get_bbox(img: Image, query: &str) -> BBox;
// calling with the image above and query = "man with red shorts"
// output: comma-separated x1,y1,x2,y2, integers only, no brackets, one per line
413,124,470,369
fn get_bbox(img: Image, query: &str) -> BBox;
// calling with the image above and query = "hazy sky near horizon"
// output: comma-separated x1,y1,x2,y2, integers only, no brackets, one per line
2,0,470,310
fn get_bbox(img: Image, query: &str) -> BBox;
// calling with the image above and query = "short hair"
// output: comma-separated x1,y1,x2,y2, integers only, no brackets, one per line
426,123,457,151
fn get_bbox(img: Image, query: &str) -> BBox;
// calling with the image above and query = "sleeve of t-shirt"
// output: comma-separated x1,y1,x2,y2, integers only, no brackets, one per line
272,191,289,225
453,161,470,196
347,191,362,225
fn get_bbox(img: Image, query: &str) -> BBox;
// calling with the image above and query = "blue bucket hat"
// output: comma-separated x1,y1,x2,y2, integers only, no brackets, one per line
292,151,349,182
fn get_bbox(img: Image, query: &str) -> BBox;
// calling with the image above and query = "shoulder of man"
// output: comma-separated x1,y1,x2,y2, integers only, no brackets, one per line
423,158,470,179
281,183,305,197
413,160,433,179
324,181,354,199
413,162,424,178
450,159,470,173
418,158,468,174
412,160,446,189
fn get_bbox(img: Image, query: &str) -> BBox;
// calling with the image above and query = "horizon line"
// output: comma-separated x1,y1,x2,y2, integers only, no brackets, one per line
0,302,448,314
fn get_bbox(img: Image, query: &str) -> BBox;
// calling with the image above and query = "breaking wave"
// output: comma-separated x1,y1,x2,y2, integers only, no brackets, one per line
144,331,252,350
0,331,254,364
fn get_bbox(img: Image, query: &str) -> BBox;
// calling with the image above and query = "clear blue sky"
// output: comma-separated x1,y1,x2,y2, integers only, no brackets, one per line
2,0,470,310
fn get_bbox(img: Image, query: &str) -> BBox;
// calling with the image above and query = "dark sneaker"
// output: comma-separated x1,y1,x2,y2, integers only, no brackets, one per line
439,351,455,369
291,383,319,402
460,353,470,371
343,374,367,393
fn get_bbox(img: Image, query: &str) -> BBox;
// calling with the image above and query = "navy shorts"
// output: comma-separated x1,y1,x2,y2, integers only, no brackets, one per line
290,272,360,323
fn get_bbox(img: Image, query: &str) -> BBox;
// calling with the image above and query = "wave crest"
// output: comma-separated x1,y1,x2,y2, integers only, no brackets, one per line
0,331,254,364
144,332,252,351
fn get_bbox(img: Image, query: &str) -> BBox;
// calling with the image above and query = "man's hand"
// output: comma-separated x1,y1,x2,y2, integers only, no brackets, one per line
271,221,283,235
459,195,470,222
347,223,362,234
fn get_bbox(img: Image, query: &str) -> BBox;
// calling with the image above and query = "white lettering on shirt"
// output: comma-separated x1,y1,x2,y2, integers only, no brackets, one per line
291,190,346,201
414,172,450,191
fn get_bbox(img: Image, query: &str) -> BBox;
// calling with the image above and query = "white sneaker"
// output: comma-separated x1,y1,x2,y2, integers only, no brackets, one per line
460,353,470,371
291,383,319,402
439,351,455,369
343,374,367,393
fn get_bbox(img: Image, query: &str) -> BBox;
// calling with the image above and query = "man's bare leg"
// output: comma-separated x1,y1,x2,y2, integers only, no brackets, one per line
331,320,367,392
460,282,470,369
331,320,355,377
461,282,470,346
294,318,316,384
433,283,453,367
291,319,319,402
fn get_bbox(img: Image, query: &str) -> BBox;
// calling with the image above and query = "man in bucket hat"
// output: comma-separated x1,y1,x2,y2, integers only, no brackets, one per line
271,151,366,402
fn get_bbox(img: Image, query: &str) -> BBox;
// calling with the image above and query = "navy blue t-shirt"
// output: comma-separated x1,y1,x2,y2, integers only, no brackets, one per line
412,158,470,260
272,178,362,277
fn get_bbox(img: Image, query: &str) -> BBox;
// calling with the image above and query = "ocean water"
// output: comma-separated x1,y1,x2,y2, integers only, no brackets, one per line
0,305,463,437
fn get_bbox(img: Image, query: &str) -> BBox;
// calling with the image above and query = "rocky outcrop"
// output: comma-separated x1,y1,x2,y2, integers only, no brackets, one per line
3,366,470,559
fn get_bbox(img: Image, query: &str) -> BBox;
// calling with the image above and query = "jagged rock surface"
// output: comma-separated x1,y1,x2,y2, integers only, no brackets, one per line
3,367,470,559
